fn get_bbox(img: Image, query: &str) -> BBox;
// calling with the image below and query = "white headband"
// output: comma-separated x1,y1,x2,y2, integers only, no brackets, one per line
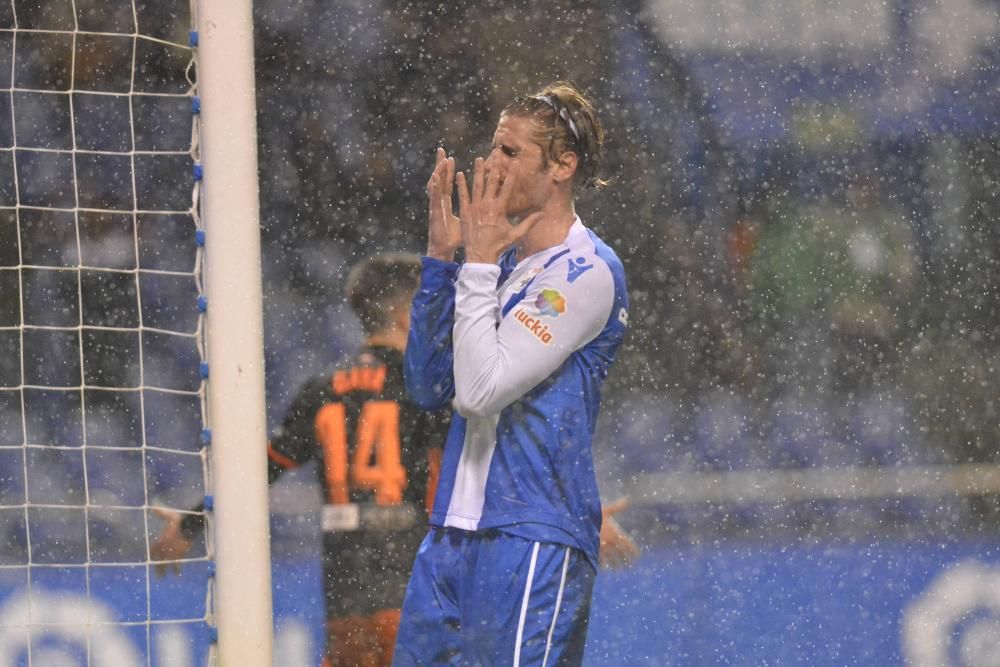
535,95,581,143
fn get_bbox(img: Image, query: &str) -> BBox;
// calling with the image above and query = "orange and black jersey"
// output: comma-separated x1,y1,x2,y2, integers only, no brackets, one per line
177,345,448,616
268,345,450,616
267,345,448,517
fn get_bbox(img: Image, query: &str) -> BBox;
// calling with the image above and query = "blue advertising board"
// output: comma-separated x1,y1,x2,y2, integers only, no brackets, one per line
1,539,998,666
587,539,1000,666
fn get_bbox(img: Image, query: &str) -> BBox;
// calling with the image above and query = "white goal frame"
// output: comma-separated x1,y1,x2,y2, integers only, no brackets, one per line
196,1,273,665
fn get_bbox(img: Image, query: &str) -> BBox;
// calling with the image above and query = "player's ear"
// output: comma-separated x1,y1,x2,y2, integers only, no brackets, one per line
551,151,578,185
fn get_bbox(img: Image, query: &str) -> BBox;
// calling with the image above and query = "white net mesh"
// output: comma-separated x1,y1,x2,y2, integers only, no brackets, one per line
0,1,213,664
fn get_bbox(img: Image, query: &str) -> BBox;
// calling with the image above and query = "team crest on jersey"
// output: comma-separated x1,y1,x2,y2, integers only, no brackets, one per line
534,289,567,318
618,308,629,326
567,257,593,283
510,268,542,293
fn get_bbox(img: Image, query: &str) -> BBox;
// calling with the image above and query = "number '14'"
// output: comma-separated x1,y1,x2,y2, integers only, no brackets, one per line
314,401,407,506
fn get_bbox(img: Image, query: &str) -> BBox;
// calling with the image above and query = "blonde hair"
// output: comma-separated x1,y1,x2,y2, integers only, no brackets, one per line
502,81,607,193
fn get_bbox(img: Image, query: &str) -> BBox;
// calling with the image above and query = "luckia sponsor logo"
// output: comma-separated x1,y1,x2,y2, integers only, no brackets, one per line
515,308,554,344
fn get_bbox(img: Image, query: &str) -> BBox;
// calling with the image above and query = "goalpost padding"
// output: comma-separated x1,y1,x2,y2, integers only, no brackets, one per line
0,1,271,664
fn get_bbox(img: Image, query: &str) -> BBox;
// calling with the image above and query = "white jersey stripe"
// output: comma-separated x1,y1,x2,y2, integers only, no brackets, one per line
444,414,499,528
514,541,542,666
542,547,572,667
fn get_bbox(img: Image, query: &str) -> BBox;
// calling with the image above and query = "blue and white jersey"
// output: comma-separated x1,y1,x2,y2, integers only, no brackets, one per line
405,218,628,568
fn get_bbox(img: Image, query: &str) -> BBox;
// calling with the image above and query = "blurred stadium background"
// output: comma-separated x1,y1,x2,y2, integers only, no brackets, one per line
2,0,1000,664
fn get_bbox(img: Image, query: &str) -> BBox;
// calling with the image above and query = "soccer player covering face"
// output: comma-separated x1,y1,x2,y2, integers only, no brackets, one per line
152,254,450,667
395,82,630,665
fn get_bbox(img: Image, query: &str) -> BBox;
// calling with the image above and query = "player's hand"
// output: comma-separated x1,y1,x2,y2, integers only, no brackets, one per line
599,497,639,569
150,507,194,577
457,157,543,265
426,147,462,262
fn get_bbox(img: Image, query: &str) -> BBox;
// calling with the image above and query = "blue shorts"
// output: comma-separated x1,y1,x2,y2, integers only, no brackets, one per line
393,527,595,666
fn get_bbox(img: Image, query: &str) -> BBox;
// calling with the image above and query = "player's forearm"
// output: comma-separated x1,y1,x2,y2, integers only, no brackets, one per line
405,257,459,409
404,337,455,410
452,264,546,416
453,260,617,417
452,265,506,415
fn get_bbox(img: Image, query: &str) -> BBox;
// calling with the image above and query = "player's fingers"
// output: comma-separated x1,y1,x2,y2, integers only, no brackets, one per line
496,161,519,206
427,172,439,205
603,538,638,569
602,547,626,569
483,152,498,197
471,157,486,203
152,506,178,524
439,197,452,234
443,158,456,215
427,148,445,193
456,171,471,221
430,172,446,217
603,497,630,518
617,530,640,561
444,156,455,188
485,161,500,200
434,146,447,173
624,535,640,559
600,535,624,568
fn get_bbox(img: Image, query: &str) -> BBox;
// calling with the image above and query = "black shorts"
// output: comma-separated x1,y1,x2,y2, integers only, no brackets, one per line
321,525,428,616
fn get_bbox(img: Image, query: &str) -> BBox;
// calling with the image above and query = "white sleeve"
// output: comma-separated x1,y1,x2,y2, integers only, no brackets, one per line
452,258,615,417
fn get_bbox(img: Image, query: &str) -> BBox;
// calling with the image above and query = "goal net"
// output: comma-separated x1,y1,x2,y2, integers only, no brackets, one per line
0,1,271,665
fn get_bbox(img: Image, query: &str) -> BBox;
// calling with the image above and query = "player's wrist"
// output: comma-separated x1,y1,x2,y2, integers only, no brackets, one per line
426,245,458,262
178,502,206,539
464,248,500,265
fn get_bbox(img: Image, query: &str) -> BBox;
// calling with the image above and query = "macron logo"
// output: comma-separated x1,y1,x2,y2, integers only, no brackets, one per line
567,257,593,283
515,308,554,344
